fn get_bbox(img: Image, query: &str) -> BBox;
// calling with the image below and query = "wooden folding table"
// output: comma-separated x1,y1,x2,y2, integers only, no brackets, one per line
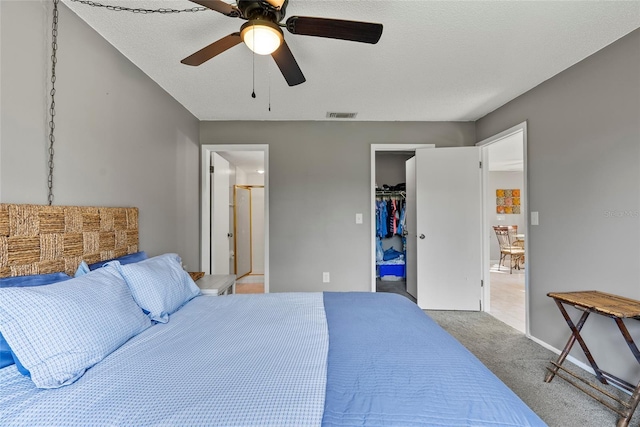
545,290,640,427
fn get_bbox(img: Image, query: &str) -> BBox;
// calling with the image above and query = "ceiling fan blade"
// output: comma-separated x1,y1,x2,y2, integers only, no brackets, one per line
271,40,305,86
181,33,242,66
188,0,239,17
286,16,383,44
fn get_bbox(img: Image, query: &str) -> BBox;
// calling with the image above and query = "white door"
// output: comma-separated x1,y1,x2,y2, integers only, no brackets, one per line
416,147,482,310
211,153,230,274
405,157,417,298
228,169,236,274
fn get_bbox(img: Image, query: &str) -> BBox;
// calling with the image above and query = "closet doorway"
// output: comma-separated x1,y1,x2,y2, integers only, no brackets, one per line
371,144,434,303
375,151,415,301
201,145,269,293
372,143,486,311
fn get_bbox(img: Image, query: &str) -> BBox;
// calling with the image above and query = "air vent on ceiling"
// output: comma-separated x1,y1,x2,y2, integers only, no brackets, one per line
326,112,358,119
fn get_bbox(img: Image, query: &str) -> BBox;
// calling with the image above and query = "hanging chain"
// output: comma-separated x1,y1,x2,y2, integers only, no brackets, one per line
47,0,59,206
68,0,207,14
44,1,206,205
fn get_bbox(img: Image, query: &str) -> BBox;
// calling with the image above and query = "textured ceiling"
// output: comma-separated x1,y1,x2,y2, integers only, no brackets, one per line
62,0,640,121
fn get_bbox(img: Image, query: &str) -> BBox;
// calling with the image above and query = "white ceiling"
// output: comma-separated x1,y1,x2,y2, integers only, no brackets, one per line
62,0,640,122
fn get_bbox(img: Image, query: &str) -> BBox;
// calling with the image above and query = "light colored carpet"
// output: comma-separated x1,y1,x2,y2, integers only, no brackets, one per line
426,310,640,427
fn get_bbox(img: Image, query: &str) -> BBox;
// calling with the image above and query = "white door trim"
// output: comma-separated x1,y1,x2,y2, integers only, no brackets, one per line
370,144,435,293
476,121,529,335
201,144,270,293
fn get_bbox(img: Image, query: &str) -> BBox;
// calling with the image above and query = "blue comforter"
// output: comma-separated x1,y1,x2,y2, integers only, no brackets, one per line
0,292,545,426
322,292,545,426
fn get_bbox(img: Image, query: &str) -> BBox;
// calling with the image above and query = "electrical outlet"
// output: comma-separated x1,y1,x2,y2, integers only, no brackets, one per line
322,272,330,283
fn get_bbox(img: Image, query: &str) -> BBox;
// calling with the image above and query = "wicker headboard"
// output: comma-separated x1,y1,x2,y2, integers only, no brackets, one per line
0,204,139,278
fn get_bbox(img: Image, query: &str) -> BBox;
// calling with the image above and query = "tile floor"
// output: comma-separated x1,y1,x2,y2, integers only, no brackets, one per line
488,262,525,333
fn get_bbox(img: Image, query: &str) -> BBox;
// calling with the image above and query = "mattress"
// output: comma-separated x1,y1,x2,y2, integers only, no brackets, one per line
0,292,546,426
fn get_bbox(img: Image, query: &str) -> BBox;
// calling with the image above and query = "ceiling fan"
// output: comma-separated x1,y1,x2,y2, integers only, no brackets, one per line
181,0,383,86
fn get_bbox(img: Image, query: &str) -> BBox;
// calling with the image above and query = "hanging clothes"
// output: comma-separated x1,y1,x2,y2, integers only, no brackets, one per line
376,237,384,262
386,199,395,238
376,193,407,238
396,199,406,236
376,199,388,238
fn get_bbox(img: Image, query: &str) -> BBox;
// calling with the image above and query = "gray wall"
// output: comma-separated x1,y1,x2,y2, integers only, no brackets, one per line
375,152,414,189
200,121,475,292
477,29,640,382
0,1,201,269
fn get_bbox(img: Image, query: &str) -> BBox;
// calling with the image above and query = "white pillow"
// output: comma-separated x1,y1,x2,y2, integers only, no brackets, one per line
112,253,201,323
0,264,151,389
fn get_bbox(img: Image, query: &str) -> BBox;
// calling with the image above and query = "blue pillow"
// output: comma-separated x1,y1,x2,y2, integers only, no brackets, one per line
0,272,71,288
0,331,12,370
0,272,72,370
12,350,29,377
74,260,91,278
88,251,147,271
112,253,200,323
0,264,151,388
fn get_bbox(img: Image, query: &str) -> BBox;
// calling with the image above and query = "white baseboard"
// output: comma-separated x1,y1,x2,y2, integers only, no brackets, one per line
528,335,595,375
528,334,631,396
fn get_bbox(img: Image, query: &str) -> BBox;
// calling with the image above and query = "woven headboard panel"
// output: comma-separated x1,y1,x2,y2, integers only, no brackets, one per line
0,204,139,278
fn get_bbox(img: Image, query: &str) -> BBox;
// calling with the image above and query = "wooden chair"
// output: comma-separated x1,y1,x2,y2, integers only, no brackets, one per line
493,225,525,274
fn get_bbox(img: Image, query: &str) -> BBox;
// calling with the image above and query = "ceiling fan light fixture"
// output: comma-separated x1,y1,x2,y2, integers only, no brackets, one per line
241,20,283,55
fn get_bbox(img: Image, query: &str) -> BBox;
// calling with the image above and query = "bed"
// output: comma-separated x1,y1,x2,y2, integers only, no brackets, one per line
0,204,546,426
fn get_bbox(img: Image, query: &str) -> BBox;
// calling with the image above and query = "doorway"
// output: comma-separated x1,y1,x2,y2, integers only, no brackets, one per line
201,144,269,293
477,122,528,335
371,143,490,312
374,151,415,302
370,144,434,301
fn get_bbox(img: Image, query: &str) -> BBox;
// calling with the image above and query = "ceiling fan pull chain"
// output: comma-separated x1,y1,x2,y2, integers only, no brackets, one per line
251,25,256,99
268,61,271,112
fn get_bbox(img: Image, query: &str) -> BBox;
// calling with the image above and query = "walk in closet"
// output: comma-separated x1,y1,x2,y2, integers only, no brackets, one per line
375,189,406,279
375,152,414,296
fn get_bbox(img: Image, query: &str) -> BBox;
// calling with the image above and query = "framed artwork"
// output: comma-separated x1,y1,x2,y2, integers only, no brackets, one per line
496,189,520,214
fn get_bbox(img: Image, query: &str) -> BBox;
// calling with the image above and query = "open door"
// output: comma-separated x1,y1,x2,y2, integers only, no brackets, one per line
405,157,417,298
416,147,482,310
211,153,230,274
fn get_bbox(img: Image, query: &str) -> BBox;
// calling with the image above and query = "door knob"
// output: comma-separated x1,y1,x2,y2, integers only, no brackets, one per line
419,234,425,239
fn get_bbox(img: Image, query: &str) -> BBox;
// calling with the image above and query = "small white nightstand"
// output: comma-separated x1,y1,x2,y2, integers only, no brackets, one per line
196,274,236,296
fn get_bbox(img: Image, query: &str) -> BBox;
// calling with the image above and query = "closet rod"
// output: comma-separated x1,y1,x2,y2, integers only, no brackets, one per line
375,190,406,198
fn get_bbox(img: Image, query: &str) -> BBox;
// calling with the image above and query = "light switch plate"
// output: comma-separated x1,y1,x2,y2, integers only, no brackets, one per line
355,213,363,224
531,211,539,225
